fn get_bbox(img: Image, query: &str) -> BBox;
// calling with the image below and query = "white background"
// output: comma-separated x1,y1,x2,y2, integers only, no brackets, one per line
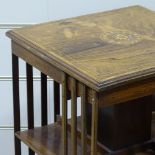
0,0,155,154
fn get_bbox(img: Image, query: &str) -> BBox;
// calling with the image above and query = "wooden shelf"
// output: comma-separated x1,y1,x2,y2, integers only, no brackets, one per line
15,122,101,155
16,123,78,155
15,119,155,155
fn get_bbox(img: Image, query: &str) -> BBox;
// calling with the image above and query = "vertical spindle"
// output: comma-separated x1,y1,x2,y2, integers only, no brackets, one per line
41,73,48,126
62,73,68,155
91,90,99,155
81,84,87,155
71,78,77,155
12,54,21,155
54,81,60,122
26,63,35,155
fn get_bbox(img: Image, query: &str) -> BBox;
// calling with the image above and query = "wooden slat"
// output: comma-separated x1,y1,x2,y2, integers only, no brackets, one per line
26,63,35,155
62,73,68,155
41,73,48,126
54,81,60,122
26,63,34,129
71,78,77,155
91,90,99,155
12,53,21,155
81,84,87,155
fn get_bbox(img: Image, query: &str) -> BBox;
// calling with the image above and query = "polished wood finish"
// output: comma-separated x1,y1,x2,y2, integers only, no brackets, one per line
41,73,48,126
7,6,155,91
26,63,35,155
12,54,21,155
8,5,155,155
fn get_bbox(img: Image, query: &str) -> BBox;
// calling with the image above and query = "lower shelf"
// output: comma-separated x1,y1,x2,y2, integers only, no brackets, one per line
16,122,100,155
15,120,155,155
16,123,78,155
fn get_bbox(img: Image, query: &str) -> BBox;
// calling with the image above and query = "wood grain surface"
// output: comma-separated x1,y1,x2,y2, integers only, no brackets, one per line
6,6,155,91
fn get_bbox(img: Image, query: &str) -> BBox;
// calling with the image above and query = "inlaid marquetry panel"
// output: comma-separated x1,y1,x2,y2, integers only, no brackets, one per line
7,6,155,91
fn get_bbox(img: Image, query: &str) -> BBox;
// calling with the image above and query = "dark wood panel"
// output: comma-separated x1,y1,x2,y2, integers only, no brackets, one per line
92,96,152,150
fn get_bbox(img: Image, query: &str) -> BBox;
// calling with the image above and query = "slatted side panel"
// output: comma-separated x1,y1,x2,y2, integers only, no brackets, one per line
12,54,21,155
61,74,99,155
12,58,99,155
26,63,35,155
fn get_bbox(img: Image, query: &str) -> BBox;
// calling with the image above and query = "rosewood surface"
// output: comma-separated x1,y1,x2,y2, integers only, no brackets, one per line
7,6,155,92
7,5,155,155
